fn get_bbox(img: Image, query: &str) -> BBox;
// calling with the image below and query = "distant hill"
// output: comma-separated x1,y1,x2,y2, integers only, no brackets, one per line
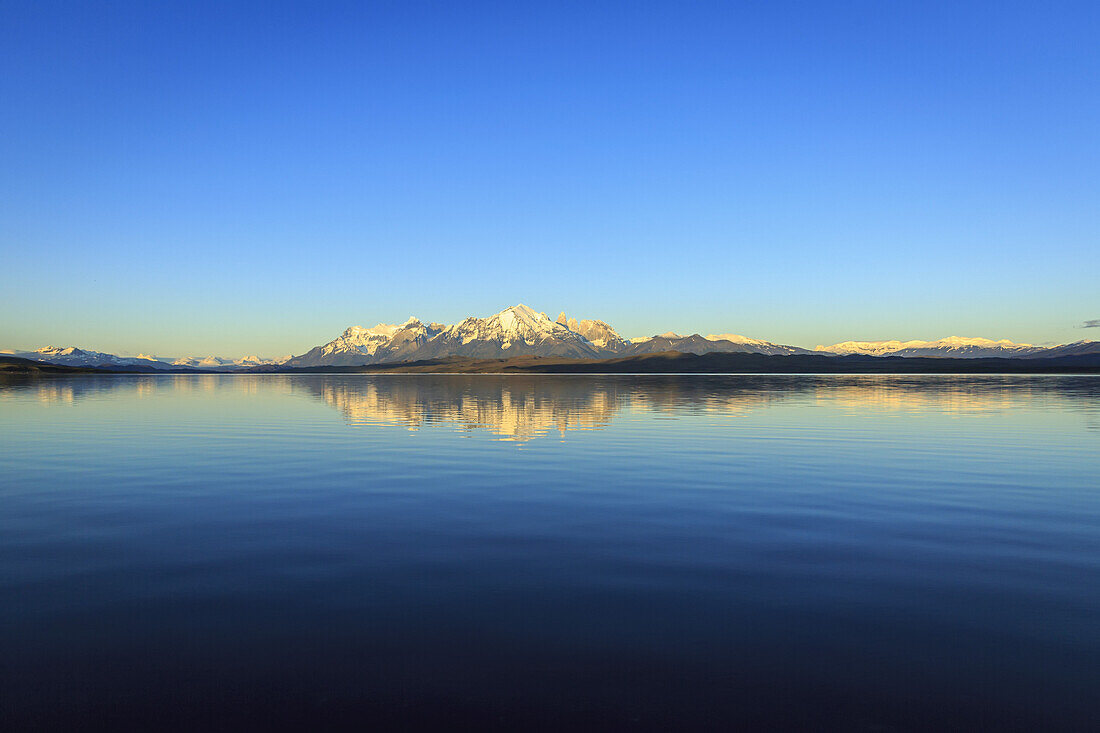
627,333,812,357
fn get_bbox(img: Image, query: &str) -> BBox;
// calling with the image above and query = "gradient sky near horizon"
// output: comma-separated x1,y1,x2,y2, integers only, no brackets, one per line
2,1,1098,357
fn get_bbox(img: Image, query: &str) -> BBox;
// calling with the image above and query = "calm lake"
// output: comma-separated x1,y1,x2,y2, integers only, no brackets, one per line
1,374,1098,730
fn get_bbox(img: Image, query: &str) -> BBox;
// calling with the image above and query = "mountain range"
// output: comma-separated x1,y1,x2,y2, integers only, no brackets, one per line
6,304,1099,370
282,305,816,367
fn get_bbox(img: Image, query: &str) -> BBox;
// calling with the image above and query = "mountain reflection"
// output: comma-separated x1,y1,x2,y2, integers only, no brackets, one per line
294,376,623,441
4,374,1099,440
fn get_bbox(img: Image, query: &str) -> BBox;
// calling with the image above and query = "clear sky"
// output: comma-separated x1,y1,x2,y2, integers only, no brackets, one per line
2,0,1097,357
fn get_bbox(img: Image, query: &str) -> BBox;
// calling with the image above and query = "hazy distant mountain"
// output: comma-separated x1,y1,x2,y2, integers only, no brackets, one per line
814,337,1045,358
172,356,234,368
172,354,290,369
236,354,293,367
7,346,288,371
11,346,179,370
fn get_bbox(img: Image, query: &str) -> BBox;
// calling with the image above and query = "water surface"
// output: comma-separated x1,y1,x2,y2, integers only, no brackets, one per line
1,374,1098,730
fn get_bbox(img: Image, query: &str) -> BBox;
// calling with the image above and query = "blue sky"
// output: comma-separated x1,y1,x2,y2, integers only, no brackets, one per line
2,0,1097,357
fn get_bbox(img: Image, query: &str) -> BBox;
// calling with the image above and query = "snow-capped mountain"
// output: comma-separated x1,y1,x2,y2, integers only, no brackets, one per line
423,305,600,359
814,337,1045,358
287,305,603,367
284,305,823,367
284,318,447,367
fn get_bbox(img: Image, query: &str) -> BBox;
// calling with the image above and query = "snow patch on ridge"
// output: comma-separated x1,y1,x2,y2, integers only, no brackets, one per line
816,336,1040,356
707,333,769,346
815,336,1044,358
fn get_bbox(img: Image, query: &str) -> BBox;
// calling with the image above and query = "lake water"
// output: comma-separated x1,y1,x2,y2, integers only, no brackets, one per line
1,374,1098,730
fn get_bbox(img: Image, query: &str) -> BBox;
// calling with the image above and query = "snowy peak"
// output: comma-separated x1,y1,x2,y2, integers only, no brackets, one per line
445,305,565,345
494,303,549,333
287,304,609,367
340,317,420,340
285,315,450,367
35,346,87,357
432,304,596,355
322,319,433,359
557,313,628,351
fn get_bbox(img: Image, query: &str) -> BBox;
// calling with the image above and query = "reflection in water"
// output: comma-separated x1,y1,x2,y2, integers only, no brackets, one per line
297,377,622,441
0,373,295,404
2,372,1099,730
5,373,1100,440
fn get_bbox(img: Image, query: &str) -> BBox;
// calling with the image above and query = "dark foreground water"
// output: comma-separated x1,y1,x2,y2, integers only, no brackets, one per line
1,374,1098,731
